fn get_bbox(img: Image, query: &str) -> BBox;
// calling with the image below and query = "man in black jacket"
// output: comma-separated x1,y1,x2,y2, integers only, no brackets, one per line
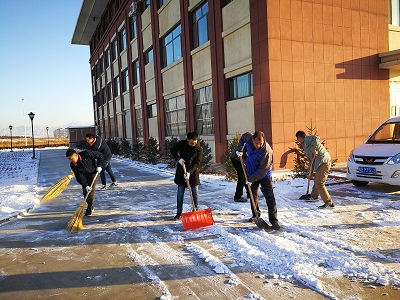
66,148,103,216
170,131,203,220
85,133,118,190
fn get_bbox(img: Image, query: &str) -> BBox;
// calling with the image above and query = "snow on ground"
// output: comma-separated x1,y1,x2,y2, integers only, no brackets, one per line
0,149,399,298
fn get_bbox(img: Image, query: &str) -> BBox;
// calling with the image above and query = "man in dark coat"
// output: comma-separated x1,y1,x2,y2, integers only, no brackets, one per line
170,131,203,220
243,131,280,230
229,132,252,202
85,133,117,190
66,148,103,216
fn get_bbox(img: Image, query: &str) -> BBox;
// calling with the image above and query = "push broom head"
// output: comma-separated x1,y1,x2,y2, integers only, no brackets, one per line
66,201,87,233
41,172,74,202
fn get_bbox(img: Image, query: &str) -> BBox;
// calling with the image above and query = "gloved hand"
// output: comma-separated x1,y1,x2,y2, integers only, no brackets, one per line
178,158,185,166
86,186,92,193
184,172,190,180
246,181,252,186
96,167,102,173
236,151,243,158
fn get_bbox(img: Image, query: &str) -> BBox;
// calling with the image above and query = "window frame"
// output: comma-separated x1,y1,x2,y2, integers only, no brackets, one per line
111,39,118,61
144,48,154,65
147,103,157,118
132,60,140,86
194,85,214,135
228,72,253,100
165,94,186,136
161,25,182,67
119,26,127,52
114,76,120,97
121,69,129,93
193,1,209,49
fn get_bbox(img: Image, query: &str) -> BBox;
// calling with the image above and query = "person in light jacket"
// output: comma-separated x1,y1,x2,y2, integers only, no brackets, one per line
170,131,203,220
295,130,334,208
243,131,280,230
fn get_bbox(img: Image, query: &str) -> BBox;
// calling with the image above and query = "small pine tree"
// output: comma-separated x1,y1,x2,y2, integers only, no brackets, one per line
131,139,145,161
199,139,212,173
145,136,159,165
222,133,241,181
164,136,179,168
106,139,120,155
290,121,336,178
119,139,131,157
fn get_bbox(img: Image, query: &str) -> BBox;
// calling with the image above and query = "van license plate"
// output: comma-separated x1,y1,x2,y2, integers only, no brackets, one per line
358,167,376,174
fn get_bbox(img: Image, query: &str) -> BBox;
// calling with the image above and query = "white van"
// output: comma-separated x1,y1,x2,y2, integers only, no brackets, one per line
347,116,400,186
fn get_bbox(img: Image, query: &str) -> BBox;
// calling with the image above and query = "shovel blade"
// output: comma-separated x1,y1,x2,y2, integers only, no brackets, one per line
254,217,271,231
181,208,214,230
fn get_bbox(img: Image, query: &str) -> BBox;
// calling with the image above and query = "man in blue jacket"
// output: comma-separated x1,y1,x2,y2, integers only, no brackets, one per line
242,131,279,230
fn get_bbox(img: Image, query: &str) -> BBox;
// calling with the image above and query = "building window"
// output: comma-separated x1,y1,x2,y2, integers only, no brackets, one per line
194,85,214,135
111,39,118,61
390,0,400,26
119,26,127,51
224,0,234,6
136,108,143,137
107,82,113,101
132,60,140,86
144,48,154,65
162,25,182,67
99,57,104,74
114,76,120,97
159,0,168,8
144,0,151,10
165,94,186,136
105,48,111,68
228,72,253,100
130,15,137,40
147,103,157,118
121,69,129,93
102,87,107,105
193,1,209,48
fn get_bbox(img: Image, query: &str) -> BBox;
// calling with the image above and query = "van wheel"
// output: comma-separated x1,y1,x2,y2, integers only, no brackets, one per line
351,180,369,187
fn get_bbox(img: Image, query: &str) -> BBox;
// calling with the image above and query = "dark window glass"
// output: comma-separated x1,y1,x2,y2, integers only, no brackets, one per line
132,60,140,86
122,69,129,93
114,76,120,97
130,15,137,40
144,48,154,64
105,48,111,68
119,26,127,51
111,39,118,61
147,104,157,118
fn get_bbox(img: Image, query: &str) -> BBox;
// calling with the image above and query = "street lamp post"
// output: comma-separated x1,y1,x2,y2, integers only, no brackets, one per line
9,125,13,152
28,112,36,159
46,126,49,147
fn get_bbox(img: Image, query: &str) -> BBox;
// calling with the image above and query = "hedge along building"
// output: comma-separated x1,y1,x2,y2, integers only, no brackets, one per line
72,0,398,169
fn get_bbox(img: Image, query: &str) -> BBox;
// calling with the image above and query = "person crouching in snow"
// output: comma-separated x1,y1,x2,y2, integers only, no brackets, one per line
66,149,103,216
244,131,280,230
170,131,203,220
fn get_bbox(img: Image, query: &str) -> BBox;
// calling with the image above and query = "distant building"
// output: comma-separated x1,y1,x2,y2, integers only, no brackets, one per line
67,126,96,148
53,128,69,139
71,0,400,168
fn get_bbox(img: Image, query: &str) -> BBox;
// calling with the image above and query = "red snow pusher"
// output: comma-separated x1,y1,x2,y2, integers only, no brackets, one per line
180,164,214,230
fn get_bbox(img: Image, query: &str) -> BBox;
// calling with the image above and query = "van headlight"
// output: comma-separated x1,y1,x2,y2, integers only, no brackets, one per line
387,153,400,165
348,150,355,163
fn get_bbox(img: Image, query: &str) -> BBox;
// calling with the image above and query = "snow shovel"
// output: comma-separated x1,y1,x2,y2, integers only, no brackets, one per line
41,172,75,202
239,156,270,231
180,164,214,230
299,156,316,200
66,172,99,233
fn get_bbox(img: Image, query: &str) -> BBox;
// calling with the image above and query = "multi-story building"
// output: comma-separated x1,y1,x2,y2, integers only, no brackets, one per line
72,0,400,168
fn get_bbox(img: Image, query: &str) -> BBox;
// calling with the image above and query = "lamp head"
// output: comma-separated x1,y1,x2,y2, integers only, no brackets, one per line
9,125,12,130
28,112,35,120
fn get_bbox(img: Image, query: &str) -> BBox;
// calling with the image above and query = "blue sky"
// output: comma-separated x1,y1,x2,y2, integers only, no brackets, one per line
0,1,94,137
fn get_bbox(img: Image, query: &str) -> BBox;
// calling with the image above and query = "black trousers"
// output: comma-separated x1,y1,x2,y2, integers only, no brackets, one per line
231,157,250,199
81,172,97,208
249,177,278,225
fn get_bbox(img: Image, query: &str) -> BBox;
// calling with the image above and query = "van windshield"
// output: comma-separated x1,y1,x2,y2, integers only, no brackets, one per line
367,122,400,144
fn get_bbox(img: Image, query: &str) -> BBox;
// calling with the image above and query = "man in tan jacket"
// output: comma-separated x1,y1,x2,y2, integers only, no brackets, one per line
296,131,335,208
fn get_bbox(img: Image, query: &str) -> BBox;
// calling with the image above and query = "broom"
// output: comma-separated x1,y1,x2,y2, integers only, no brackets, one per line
41,172,75,202
66,172,99,233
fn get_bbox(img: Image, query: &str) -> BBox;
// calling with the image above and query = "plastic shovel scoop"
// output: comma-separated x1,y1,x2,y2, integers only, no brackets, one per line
181,164,214,230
